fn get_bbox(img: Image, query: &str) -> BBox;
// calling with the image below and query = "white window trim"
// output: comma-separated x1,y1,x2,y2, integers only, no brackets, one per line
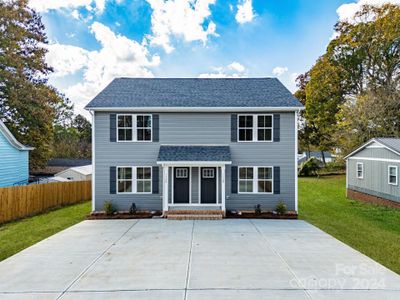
116,114,153,142
202,168,215,178
176,168,188,178
116,166,152,194
356,162,364,179
388,165,398,186
238,166,274,194
237,114,274,143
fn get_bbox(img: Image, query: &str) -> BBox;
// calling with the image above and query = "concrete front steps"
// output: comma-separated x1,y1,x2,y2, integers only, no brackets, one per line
166,210,224,220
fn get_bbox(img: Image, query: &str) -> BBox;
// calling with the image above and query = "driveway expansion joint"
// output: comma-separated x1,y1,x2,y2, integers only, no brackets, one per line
56,220,139,300
249,220,314,300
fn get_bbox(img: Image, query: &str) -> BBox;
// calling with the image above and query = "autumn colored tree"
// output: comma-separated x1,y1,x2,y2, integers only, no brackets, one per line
296,4,400,157
0,0,72,168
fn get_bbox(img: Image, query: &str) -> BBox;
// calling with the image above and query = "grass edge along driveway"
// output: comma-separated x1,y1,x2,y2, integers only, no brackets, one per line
0,201,91,261
299,176,400,274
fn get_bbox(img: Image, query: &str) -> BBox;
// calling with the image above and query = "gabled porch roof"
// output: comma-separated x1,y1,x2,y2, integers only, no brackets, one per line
157,145,231,165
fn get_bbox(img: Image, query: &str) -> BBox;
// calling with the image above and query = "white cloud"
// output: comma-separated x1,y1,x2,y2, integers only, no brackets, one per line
71,9,80,19
235,0,256,24
198,62,247,78
228,61,245,73
45,44,89,77
146,0,218,53
45,22,160,115
29,0,106,13
336,0,400,22
272,66,288,77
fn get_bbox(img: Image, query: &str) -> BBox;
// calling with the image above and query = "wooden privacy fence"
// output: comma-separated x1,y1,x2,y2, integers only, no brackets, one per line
0,181,91,224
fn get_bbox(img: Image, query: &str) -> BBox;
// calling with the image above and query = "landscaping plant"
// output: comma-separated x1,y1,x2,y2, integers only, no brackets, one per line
275,201,287,215
103,201,115,215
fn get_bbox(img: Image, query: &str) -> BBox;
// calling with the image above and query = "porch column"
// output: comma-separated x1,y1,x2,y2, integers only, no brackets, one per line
221,165,226,216
162,165,169,213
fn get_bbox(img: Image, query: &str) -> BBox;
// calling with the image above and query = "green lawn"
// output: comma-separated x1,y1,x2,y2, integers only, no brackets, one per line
0,201,91,261
299,176,400,274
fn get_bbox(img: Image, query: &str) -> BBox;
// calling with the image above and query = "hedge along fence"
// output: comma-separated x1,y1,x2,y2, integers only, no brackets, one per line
0,181,91,224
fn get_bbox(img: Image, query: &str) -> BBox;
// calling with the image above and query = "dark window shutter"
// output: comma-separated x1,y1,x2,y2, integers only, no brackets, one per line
152,114,159,142
110,114,116,142
152,166,159,194
110,166,116,194
231,114,237,142
231,166,238,193
273,114,280,142
273,166,280,194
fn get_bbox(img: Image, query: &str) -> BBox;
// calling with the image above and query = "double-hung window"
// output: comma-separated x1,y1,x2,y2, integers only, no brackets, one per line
117,114,152,142
238,114,273,142
117,166,152,193
117,115,133,141
239,166,273,194
388,166,398,185
117,167,133,193
356,162,363,179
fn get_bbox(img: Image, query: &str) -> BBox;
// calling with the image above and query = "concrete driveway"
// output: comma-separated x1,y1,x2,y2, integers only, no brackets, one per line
0,219,399,300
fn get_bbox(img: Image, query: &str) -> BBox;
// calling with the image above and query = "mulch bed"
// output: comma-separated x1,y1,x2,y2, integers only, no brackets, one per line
87,210,298,220
87,211,163,220
226,210,298,219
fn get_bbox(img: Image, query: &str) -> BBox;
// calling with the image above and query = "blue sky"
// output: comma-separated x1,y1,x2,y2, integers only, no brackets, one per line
27,0,377,117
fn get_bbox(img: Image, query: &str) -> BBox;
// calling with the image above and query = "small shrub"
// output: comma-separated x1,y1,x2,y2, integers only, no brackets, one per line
254,204,261,215
103,200,115,215
129,203,137,215
298,157,321,176
275,201,287,215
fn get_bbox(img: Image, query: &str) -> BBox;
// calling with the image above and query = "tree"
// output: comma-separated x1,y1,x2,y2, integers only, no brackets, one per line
0,0,72,169
296,4,400,158
52,115,92,158
303,55,345,165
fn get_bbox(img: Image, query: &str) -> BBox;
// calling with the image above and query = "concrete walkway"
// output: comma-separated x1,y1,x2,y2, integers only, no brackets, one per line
0,219,399,299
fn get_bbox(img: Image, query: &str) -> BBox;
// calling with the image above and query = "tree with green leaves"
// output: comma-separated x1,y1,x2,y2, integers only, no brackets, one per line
296,4,400,157
52,115,92,159
0,0,72,169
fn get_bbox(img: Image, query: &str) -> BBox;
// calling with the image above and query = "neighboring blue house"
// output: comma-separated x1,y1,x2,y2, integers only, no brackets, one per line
0,120,33,187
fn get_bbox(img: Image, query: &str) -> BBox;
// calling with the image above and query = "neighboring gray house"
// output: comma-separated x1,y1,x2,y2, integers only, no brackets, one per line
345,138,400,205
85,78,303,215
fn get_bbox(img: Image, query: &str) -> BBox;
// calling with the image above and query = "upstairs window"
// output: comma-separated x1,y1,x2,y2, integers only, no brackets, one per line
238,114,273,142
137,115,152,141
388,166,398,185
117,114,152,142
356,162,363,179
117,115,133,141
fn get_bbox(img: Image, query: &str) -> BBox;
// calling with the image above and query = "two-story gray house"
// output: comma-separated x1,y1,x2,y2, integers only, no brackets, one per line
85,78,303,216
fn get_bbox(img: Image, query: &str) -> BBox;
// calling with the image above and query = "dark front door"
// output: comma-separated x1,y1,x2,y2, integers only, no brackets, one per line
201,167,217,204
174,167,190,203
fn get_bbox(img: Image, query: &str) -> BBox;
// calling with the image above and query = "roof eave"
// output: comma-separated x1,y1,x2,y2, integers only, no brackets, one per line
85,106,304,112
157,161,232,166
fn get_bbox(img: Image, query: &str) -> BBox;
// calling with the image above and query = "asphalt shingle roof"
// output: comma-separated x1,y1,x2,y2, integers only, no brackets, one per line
85,78,303,109
375,138,400,154
157,146,231,162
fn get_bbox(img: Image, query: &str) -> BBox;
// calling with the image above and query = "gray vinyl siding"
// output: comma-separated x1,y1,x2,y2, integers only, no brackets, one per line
352,147,400,160
94,112,296,211
347,147,400,203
